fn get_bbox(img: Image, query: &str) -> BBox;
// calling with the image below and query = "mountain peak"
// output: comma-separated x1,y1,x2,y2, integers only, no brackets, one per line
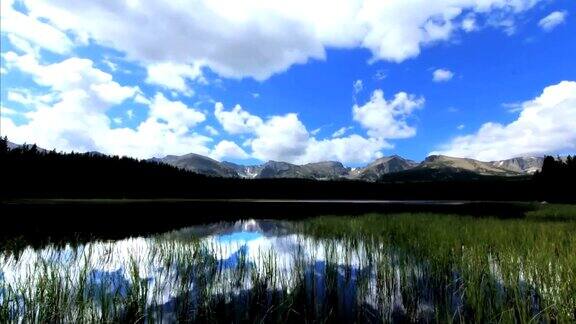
153,151,542,181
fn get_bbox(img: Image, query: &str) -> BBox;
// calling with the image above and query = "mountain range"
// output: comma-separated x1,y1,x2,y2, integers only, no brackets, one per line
154,152,544,181
5,140,545,181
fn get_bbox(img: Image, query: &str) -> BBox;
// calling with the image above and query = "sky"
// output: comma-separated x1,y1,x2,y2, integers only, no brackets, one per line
1,0,575,166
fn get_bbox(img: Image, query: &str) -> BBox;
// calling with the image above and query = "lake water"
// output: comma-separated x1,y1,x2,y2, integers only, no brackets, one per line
0,219,445,322
1,213,574,323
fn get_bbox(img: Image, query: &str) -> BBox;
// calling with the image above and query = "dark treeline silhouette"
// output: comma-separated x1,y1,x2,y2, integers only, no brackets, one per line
1,136,574,202
2,136,574,246
534,155,576,182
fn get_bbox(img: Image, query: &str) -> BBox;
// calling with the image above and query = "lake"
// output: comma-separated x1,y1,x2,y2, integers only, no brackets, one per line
1,204,575,322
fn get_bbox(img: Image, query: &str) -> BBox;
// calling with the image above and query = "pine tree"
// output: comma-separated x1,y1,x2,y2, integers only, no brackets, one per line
0,136,7,154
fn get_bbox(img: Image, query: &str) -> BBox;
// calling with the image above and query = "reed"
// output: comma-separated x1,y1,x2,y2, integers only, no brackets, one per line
0,204,574,322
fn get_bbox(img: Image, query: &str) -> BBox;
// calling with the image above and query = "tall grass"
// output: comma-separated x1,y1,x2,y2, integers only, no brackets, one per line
300,208,576,322
1,205,575,322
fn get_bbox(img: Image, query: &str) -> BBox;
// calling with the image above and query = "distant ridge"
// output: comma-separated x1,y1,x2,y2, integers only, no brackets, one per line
490,156,544,174
4,139,546,182
155,152,544,181
354,155,418,181
154,153,239,178
418,155,519,176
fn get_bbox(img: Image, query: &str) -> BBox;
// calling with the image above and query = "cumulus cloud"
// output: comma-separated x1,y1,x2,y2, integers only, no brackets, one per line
431,81,576,161
1,51,420,164
353,89,424,139
1,106,19,116
249,114,389,164
205,125,220,136
145,62,204,95
213,104,385,164
0,52,213,158
0,0,73,54
211,140,250,160
538,11,568,32
301,135,388,164
214,103,263,135
432,68,454,82
2,49,423,164
7,88,57,106
213,89,423,164
3,52,137,106
6,0,544,80
250,113,310,162
148,93,206,131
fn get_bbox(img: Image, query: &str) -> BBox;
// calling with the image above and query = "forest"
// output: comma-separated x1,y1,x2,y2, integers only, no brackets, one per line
1,136,575,202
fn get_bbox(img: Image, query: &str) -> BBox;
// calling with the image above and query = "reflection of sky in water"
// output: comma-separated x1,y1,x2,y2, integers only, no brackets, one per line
0,219,438,321
216,231,262,244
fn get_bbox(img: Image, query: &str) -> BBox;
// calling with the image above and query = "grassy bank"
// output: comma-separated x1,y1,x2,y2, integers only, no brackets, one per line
301,205,576,322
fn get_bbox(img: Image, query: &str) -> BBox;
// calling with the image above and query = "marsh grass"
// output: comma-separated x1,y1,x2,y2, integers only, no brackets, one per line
1,205,575,323
300,207,576,322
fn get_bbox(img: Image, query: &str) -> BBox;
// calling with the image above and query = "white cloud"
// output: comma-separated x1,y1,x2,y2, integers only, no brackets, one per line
457,124,465,130
0,52,212,159
432,68,454,82
205,125,220,136
332,126,353,138
538,11,567,32
211,140,250,160
7,88,57,106
431,81,576,161
91,82,138,105
213,94,416,164
3,52,137,105
301,135,388,164
1,106,19,116
13,0,543,80
145,62,204,95
214,102,263,135
462,15,478,32
251,113,310,162
102,58,118,72
353,79,363,94
6,34,37,55
2,51,420,164
249,114,387,165
134,93,151,105
353,89,424,139
148,93,206,132
0,0,73,54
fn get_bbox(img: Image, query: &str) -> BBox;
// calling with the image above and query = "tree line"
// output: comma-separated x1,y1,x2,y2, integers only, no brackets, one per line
534,155,576,182
1,136,574,202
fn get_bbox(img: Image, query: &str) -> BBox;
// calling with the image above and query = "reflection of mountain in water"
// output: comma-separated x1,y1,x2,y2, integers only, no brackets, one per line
161,218,295,239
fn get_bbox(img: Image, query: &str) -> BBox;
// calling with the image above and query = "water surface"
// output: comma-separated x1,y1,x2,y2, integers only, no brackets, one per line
1,214,574,323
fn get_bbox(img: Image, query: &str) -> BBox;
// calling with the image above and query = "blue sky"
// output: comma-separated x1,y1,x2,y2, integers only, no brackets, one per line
1,0,575,166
